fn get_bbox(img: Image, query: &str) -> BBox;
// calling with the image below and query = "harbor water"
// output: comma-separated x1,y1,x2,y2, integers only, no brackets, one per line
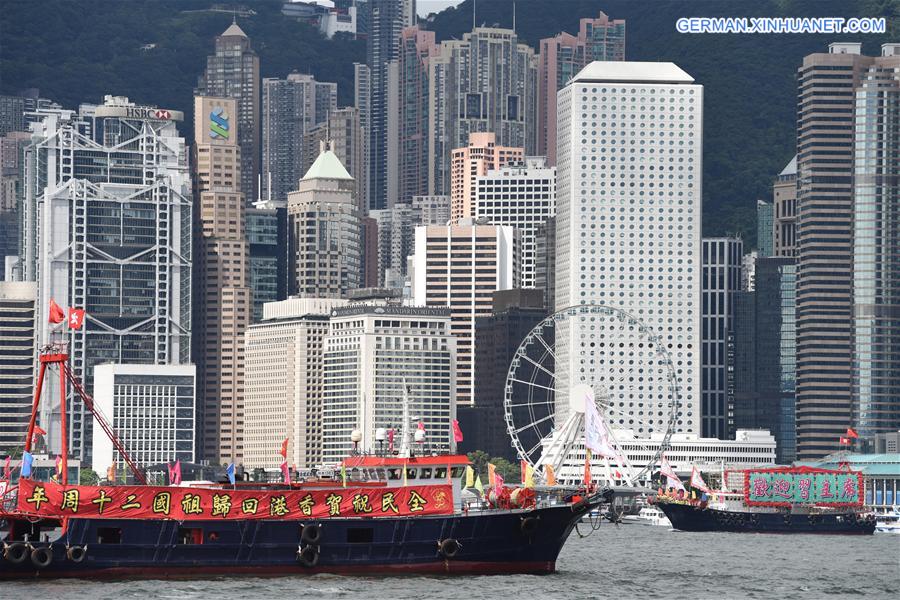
5,525,898,599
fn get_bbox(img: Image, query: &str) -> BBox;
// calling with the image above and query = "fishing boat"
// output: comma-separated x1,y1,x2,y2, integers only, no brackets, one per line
874,506,900,534
0,345,610,579
622,505,671,527
655,466,876,535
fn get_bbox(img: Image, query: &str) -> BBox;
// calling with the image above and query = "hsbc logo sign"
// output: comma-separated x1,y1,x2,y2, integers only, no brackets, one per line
155,109,171,120
94,104,184,122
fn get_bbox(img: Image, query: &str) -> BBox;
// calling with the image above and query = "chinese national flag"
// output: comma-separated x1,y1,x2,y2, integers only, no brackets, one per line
67,308,85,329
279,438,289,459
839,437,850,445
48,299,65,324
846,428,859,439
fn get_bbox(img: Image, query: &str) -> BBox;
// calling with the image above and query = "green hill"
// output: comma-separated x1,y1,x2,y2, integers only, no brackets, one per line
2,0,897,244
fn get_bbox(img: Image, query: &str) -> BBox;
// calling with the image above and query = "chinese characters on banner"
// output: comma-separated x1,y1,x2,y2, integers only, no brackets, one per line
17,479,454,520
743,468,863,507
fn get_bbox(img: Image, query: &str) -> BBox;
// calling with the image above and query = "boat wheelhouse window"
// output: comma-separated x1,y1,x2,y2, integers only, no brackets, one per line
97,527,122,544
177,527,203,545
421,468,433,479
347,528,374,544
387,468,401,480
435,467,448,479
405,468,417,480
451,466,465,478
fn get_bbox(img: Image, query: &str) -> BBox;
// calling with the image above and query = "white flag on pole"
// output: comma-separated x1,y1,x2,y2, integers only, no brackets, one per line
584,394,617,459
690,465,712,493
659,453,685,491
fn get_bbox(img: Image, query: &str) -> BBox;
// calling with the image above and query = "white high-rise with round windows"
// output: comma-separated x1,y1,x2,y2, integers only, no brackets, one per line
555,62,702,434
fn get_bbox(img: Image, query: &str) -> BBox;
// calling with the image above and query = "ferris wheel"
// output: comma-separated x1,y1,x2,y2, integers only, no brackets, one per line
503,304,681,487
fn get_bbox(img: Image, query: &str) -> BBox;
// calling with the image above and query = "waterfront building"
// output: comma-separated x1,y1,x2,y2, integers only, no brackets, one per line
473,156,556,288
700,238,743,440
197,21,260,202
287,149,360,298
411,194,450,225
0,95,25,136
795,43,899,459
534,216,556,310
398,26,439,204
91,364,195,479
468,289,547,461
412,221,520,407
23,96,192,461
537,12,625,164
733,257,798,464
0,281,36,455
773,155,797,257
261,73,337,203
366,0,415,210
555,61,702,433
244,297,346,470
192,95,252,464
322,304,456,463
554,429,777,486
428,28,537,196
247,200,289,322
756,200,773,258
354,62,371,210
449,132,524,224
0,131,30,274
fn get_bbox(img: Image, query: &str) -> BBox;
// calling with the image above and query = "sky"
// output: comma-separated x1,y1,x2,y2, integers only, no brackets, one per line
417,0,465,18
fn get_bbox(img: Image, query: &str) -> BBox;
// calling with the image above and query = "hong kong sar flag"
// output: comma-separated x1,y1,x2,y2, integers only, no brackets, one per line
67,307,85,330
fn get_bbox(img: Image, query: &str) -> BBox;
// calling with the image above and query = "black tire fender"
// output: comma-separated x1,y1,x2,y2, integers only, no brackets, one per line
67,545,87,563
520,516,539,536
31,546,53,569
438,538,460,559
4,542,28,564
297,545,319,567
300,524,321,546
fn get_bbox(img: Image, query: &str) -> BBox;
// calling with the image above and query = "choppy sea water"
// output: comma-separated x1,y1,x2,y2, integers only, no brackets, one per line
5,525,898,600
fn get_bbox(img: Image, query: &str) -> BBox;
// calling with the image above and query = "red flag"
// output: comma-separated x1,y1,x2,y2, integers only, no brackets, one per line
520,460,527,484
48,299,65,324
494,472,504,497
3,456,10,480
279,438,289,459
67,307,85,329
171,459,182,485
846,428,858,439
615,469,623,479
451,419,463,443
839,437,850,445
387,428,395,452
33,425,47,436
281,461,291,484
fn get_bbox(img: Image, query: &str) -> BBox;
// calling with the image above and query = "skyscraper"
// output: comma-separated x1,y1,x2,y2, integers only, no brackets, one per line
537,12,625,164
261,74,337,203
773,155,797,257
322,304,456,462
244,297,346,469
366,0,415,210
852,44,900,441
398,26,438,204
428,28,537,196
412,222,520,407
0,131,30,274
354,62,371,210
794,43,892,459
287,150,361,298
555,62,702,432
369,202,416,289
700,238,743,439
450,132,524,224
0,281,36,455
0,95,26,136
756,200,773,258
23,96,192,460
246,200,289,322
474,156,556,288
197,21,261,202
192,95,252,464
300,108,367,212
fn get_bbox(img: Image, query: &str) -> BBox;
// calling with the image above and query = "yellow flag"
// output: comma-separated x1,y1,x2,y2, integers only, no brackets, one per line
487,463,496,487
474,475,484,497
545,465,557,486
691,489,696,500
341,464,347,488
524,464,535,489
465,465,475,489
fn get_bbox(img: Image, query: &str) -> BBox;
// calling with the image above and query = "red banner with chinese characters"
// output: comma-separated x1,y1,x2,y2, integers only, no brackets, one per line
16,479,454,520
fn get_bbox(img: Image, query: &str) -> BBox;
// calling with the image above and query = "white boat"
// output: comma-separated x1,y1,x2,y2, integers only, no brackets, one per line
622,506,672,527
875,506,900,534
